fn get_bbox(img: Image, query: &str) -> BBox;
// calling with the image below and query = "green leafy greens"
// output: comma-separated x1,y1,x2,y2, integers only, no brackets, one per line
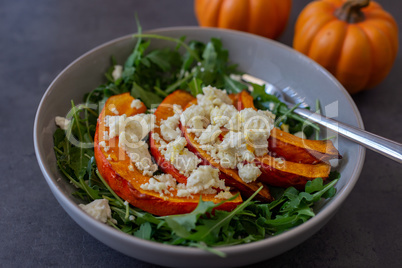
53,31,340,256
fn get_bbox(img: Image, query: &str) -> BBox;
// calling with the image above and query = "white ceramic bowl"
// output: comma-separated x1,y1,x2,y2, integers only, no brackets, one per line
34,27,365,267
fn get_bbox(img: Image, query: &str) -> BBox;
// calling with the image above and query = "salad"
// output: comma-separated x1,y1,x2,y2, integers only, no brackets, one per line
53,26,341,256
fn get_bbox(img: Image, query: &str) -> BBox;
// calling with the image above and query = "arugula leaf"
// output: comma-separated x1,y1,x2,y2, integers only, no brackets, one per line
134,222,152,240
164,197,216,237
188,77,203,96
131,82,163,108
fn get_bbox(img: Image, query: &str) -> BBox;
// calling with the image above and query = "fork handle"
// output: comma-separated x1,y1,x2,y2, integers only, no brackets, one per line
294,108,402,164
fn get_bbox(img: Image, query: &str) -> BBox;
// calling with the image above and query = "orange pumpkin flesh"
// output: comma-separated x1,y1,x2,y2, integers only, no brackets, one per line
293,0,398,93
94,93,242,216
255,155,332,189
194,0,292,40
268,129,341,164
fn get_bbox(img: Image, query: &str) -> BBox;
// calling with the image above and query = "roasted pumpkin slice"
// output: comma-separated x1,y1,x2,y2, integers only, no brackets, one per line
94,93,242,216
255,155,331,189
269,128,341,164
236,90,341,164
149,90,196,184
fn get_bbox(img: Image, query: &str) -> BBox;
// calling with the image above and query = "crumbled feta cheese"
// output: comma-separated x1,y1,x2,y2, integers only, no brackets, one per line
237,162,262,183
130,99,143,109
151,132,166,146
241,108,275,156
160,136,201,177
217,131,254,169
140,166,231,200
127,142,158,176
215,190,233,200
98,140,110,152
79,199,116,224
128,164,134,171
197,86,232,115
105,113,155,141
176,165,230,198
103,131,109,141
105,113,157,176
196,124,222,145
160,105,182,141
180,104,207,136
112,65,123,81
140,173,177,196
274,157,285,165
210,103,237,128
109,105,119,115
55,116,70,130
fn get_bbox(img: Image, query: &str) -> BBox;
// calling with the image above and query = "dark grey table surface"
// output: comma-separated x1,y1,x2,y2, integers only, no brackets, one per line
1,0,401,267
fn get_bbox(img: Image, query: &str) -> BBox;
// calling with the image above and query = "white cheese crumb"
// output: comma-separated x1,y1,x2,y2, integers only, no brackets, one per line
196,124,222,145
112,65,123,81
160,105,182,141
274,157,285,165
99,141,110,152
160,136,201,177
180,104,207,136
237,163,262,183
140,166,231,200
55,116,70,130
131,99,143,109
79,199,116,224
177,165,231,198
103,131,109,141
105,113,157,176
109,105,119,115
215,190,233,200
140,174,177,196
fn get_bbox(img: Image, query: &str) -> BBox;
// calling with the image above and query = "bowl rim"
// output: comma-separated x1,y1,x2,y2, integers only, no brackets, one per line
33,26,366,257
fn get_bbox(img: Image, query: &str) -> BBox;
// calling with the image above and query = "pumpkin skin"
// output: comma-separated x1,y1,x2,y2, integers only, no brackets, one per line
293,0,398,94
194,0,292,40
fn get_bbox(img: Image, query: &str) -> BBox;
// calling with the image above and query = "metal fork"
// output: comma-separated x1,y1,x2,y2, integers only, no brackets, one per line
241,74,402,164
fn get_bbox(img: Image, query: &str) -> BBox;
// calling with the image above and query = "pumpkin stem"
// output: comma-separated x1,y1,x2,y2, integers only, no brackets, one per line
335,0,370,23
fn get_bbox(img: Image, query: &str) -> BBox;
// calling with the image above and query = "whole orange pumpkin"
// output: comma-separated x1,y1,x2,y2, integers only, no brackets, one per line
293,0,398,94
194,0,292,40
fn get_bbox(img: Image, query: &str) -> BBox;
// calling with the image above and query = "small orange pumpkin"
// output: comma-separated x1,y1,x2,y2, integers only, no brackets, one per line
194,0,292,40
293,0,398,94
